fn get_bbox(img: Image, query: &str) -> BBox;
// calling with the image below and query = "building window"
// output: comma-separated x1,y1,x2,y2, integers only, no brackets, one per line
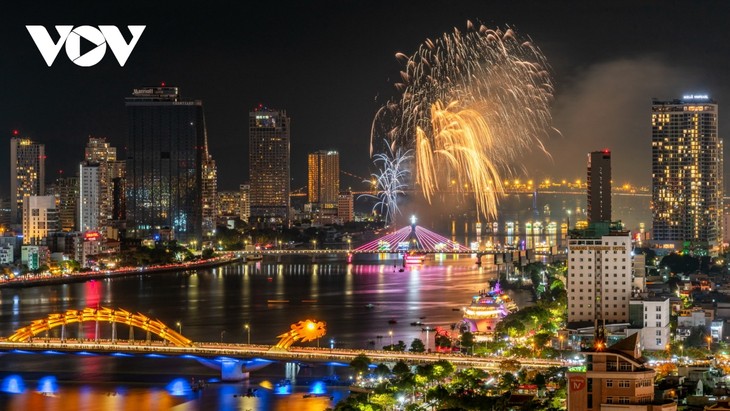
606,396,613,404
605,380,613,387
618,380,630,388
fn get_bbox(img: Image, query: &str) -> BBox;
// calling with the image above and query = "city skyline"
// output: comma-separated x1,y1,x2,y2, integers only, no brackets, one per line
0,1,729,196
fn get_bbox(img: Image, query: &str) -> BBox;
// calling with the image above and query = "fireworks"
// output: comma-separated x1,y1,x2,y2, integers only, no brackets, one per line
360,142,412,226
372,22,555,220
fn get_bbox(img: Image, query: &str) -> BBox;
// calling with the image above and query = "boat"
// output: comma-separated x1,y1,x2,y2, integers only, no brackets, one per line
404,251,426,265
388,319,397,324
245,253,263,262
461,281,517,334
364,303,375,309
410,321,424,326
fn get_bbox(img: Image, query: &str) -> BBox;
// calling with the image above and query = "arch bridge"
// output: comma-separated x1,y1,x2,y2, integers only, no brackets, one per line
8,307,192,347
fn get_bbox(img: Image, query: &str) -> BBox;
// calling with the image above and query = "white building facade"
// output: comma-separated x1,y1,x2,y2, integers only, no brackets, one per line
567,229,632,325
22,195,57,245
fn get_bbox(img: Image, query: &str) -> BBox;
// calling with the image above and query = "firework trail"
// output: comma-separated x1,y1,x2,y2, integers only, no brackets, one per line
372,21,555,220
360,142,412,226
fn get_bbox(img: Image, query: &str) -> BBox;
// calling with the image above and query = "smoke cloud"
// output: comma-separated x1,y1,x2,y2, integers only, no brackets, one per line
528,57,701,187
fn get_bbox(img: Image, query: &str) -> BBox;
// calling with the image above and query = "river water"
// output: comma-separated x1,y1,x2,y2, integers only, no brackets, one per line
0,256,522,411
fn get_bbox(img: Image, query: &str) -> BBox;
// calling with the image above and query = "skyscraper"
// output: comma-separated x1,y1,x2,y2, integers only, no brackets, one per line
202,150,217,237
125,86,209,242
46,176,78,232
10,135,45,224
308,150,340,208
587,150,611,223
79,162,101,232
651,95,723,252
239,184,250,222
338,190,354,223
249,106,290,223
81,137,124,236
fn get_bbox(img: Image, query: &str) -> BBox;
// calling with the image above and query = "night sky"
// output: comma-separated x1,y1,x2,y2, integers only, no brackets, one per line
2,1,729,195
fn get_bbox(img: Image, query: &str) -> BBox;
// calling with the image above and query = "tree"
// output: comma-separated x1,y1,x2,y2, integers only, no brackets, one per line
432,360,455,381
393,360,411,376
435,334,451,348
499,359,521,373
202,248,215,259
374,363,391,378
461,332,475,350
350,353,371,375
410,338,425,353
499,372,518,391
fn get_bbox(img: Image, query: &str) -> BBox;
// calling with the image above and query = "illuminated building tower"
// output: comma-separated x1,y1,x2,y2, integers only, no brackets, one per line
587,150,611,223
80,137,124,236
79,162,101,232
47,176,78,232
337,190,354,223
566,333,676,411
202,150,217,238
308,150,340,208
567,223,632,326
217,191,241,217
10,135,45,224
652,96,723,252
125,86,207,242
22,195,58,245
249,106,290,223
239,184,250,222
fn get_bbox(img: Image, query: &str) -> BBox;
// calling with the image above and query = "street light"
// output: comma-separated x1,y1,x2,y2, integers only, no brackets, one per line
707,336,713,352
389,330,393,348
176,321,182,334
330,338,335,350
244,323,250,345
347,238,351,251
312,240,317,250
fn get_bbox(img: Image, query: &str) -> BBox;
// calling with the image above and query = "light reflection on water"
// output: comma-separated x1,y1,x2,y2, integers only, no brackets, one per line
0,257,528,409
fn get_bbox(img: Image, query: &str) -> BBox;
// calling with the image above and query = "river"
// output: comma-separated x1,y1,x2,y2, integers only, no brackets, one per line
0,256,525,410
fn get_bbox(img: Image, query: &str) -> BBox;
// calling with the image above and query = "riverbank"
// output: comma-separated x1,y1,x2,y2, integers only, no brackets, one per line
0,256,241,289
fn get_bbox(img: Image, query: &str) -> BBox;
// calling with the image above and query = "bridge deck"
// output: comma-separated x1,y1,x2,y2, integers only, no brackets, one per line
0,339,563,370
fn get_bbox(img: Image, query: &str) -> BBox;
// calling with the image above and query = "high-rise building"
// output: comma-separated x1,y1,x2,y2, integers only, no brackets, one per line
651,96,723,252
217,191,241,217
125,86,208,242
308,150,340,208
22,195,58,245
79,162,101,232
10,135,45,224
566,333,677,411
587,150,611,223
338,191,354,223
79,137,123,236
567,223,632,326
249,106,290,223
239,184,250,222
202,151,217,237
46,176,79,232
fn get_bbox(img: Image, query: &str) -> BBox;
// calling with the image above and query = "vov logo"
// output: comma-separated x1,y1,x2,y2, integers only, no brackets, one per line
26,25,145,67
